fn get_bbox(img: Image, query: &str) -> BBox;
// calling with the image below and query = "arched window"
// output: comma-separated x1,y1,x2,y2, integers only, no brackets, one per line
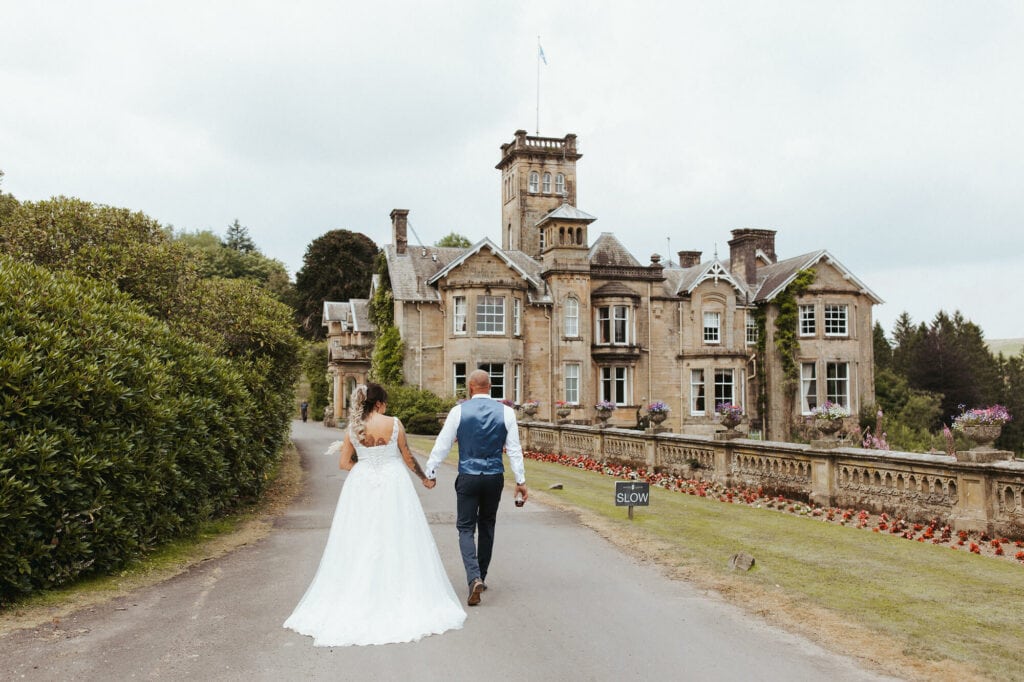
528,171,539,193
564,297,579,337
555,173,565,195
576,227,583,245
542,172,551,193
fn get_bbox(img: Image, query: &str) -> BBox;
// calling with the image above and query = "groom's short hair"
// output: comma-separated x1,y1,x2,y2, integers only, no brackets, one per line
467,369,491,393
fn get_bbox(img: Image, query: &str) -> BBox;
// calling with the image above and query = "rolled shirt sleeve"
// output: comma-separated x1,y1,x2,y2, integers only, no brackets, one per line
503,405,526,485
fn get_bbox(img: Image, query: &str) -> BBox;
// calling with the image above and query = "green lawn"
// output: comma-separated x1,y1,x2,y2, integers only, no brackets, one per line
407,434,1024,680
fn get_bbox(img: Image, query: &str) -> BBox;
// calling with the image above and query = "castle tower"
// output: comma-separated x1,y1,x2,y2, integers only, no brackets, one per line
496,130,582,257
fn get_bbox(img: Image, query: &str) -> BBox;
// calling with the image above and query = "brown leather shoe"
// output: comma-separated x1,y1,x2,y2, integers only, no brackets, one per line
467,578,485,606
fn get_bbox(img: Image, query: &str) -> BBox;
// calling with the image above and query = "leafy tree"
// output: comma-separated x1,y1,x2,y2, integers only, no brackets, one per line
995,350,1024,454
383,384,455,436
435,232,472,248
174,227,292,302
293,230,378,339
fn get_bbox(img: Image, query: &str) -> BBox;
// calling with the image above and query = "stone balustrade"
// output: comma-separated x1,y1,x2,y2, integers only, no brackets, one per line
518,422,1024,539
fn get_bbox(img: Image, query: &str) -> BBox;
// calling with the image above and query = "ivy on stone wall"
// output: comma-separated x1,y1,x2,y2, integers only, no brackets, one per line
773,269,816,386
368,251,394,329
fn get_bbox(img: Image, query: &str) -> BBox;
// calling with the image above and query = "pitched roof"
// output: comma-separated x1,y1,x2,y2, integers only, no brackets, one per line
426,237,542,289
383,244,465,302
675,260,749,297
589,233,641,267
753,250,884,304
322,301,350,326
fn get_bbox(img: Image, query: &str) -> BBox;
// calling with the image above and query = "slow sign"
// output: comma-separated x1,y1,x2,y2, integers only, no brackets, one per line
614,481,649,520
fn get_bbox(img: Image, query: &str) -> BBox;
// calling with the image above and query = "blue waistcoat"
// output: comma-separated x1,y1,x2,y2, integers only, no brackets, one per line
456,398,507,476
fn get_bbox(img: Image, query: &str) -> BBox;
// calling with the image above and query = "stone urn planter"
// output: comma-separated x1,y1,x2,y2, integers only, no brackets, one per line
595,410,612,428
962,424,1002,450
649,411,668,426
556,407,571,419
720,414,742,430
521,405,538,419
815,418,843,437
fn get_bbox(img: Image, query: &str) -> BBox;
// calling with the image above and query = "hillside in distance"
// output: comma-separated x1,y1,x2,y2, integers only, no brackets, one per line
987,338,1024,357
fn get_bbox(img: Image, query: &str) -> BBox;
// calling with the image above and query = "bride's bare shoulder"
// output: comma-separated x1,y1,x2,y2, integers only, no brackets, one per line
358,414,395,447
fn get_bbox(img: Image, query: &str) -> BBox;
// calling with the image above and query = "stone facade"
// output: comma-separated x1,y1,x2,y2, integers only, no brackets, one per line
326,130,883,440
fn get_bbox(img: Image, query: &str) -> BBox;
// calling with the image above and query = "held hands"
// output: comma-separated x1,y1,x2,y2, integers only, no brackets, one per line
422,478,437,489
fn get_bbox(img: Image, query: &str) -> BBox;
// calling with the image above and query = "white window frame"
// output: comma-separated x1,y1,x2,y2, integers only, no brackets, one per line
514,363,522,404
714,369,734,408
703,311,721,344
555,173,565,195
512,297,522,336
453,296,467,335
542,172,551,193
800,362,817,414
745,312,758,345
826,361,850,409
690,368,706,416
564,363,580,405
476,295,505,335
539,227,546,250
479,363,505,399
596,305,630,345
564,297,579,337
799,304,816,337
528,171,539,193
599,366,630,406
824,304,849,337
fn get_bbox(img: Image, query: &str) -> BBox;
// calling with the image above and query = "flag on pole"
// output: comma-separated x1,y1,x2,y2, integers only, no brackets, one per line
538,43,547,65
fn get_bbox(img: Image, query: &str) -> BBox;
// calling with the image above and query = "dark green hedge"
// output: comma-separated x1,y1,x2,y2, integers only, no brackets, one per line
0,257,291,603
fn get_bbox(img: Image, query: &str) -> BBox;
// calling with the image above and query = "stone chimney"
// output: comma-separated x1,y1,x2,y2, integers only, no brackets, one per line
390,209,409,255
677,250,702,268
728,229,777,285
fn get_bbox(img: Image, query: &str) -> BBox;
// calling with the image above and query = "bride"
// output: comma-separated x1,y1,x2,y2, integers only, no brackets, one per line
283,383,466,646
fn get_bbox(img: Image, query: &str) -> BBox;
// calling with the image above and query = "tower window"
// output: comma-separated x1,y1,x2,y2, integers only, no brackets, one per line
529,171,539,193
542,173,551,193
555,173,565,195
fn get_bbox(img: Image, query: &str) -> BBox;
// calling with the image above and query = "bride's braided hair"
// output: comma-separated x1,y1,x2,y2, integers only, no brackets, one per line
348,382,388,443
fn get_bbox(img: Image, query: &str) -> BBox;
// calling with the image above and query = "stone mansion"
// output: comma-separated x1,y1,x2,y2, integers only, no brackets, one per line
324,130,882,440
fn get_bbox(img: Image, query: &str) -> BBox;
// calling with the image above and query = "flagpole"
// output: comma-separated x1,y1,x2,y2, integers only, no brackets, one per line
536,36,541,135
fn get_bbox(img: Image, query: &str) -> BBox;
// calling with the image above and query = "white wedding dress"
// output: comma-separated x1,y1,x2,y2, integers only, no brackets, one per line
283,418,466,646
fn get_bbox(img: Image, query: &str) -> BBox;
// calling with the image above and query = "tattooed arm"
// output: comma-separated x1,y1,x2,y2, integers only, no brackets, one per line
396,419,434,488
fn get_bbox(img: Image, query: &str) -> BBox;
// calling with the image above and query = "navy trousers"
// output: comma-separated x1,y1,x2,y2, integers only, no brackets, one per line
454,472,504,586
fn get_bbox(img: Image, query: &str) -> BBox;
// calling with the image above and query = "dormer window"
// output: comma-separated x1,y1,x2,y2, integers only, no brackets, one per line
542,172,551,193
555,173,565,195
528,171,539,193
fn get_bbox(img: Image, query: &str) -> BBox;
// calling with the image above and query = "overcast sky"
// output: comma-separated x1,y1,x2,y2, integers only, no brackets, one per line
2,1,1022,339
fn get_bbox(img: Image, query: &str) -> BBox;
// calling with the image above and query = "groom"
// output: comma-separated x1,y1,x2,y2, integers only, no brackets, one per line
425,369,528,606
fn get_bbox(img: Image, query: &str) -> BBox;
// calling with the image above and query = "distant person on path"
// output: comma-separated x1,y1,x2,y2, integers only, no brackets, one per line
300,400,309,422
283,383,466,646
426,369,528,606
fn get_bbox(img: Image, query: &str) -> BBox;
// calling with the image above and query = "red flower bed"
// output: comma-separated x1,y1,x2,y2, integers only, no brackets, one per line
525,449,1022,566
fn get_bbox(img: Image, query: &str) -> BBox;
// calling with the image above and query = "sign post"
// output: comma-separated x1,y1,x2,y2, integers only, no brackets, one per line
614,481,650,520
